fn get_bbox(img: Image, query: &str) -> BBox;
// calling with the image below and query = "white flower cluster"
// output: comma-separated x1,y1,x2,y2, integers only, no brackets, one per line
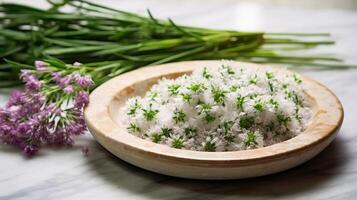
121,63,311,151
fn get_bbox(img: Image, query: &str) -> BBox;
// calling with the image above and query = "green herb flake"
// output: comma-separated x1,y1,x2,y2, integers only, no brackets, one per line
268,81,274,93
127,123,140,132
221,65,235,75
245,131,258,147
249,93,258,100
188,82,205,93
239,116,254,129
202,67,212,79
151,132,162,143
276,113,291,126
168,84,180,96
184,127,197,138
149,91,158,101
253,100,265,112
282,83,289,89
127,99,141,115
204,113,216,123
269,99,279,109
204,140,216,151
142,105,159,121
229,85,238,92
265,71,274,79
171,137,184,149
293,74,302,84
295,112,303,124
211,85,226,104
292,92,303,107
249,74,258,84
223,121,234,131
173,109,186,123
198,102,212,113
161,128,173,137
180,93,192,103
236,96,246,111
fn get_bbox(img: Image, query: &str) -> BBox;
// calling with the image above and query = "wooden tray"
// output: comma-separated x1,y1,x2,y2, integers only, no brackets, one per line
84,61,343,179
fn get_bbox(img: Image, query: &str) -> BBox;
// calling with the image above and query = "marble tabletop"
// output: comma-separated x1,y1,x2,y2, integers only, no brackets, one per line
1,0,357,199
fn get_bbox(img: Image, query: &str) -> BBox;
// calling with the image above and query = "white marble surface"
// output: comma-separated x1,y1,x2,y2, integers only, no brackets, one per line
1,0,357,199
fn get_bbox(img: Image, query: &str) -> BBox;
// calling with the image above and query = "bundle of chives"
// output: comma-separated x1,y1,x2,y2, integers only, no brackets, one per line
0,0,353,88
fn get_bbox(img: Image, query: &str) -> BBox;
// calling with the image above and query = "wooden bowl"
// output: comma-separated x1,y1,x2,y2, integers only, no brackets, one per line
84,61,343,180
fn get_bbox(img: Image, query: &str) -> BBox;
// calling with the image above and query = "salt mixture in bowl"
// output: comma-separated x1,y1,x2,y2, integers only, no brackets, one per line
121,63,311,152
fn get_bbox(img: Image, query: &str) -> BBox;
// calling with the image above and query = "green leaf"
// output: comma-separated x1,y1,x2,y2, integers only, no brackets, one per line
44,46,114,55
4,59,35,69
0,29,30,40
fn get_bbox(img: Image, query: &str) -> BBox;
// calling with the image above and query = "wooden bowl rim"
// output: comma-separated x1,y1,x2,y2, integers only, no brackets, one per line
85,61,344,166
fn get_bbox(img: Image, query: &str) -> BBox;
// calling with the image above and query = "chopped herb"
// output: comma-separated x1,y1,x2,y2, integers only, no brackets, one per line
188,82,205,93
223,121,234,132
230,85,238,92
276,113,291,126
127,99,141,115
253,100,265,112
198,102,212,113
221,121,235,142
184,127,197,138
292,91,303,106
224,134,235,143
269,99,279,109
266,71,274,79
268,81,274,92
249,74,258,84
171,137,184,149
211,85,226,104
245,131,258,147
180,93,192,103
204,140,216,151
282,83,289,89
151,132,162,143
295,112,303,124
168,84,180,96
236,95,246,111
196,102,215,123
173,109,186,123
221,65,235,75
204,113,216,123
142,105,159,121
149,91,158,101
293,74,302,84
249,93,258,99
239,116,254,129
202,67,212,79
127,123,140,132
161,128,173,137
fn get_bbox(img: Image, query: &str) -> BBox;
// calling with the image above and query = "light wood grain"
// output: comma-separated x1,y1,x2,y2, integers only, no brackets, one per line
84,61,343,179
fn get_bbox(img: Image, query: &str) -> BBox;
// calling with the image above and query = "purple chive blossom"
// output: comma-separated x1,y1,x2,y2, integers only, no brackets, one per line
74,91,90,108
35,61,48,71
52,72,62,84
6,90,23,107
57,76,72,88
74,73,93,87
63,86,74,94
0,61,92,156
20,70,42,91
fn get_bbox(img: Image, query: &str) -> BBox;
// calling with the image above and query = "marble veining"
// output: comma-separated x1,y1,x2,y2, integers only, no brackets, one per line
1,0,357,199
